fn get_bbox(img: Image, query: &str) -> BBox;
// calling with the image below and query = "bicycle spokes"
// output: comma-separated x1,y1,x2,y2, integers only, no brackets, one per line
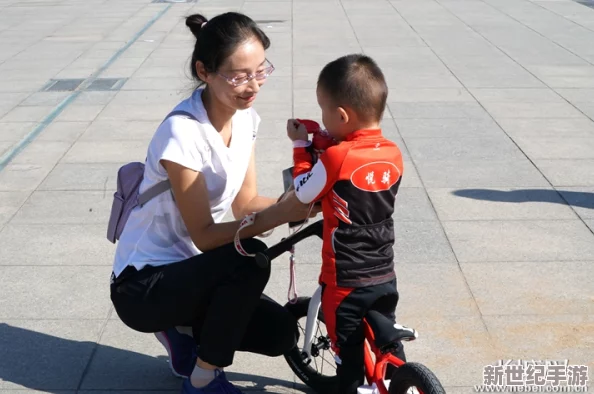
296,317,337,376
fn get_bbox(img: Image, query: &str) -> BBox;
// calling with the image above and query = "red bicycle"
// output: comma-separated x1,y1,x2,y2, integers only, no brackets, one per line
252,220,446,394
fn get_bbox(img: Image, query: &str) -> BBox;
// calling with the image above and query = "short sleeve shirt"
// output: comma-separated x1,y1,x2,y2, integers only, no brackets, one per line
112,88,259,277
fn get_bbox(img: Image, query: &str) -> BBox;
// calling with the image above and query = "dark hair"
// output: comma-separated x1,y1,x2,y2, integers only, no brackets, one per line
317,54,388,123
185,12,270,86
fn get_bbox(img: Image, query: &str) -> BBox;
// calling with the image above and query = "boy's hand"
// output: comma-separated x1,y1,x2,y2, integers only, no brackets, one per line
287,119,308,142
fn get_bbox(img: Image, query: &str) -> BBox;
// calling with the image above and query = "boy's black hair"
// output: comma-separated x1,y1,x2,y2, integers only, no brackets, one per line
186,12,270,87
317,54,388,123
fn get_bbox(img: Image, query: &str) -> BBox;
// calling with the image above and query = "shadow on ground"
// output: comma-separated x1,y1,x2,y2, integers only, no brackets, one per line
0,323,302,393
452,189,594,210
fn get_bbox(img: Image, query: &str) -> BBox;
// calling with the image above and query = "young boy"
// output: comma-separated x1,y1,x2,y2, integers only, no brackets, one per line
287,54,406,394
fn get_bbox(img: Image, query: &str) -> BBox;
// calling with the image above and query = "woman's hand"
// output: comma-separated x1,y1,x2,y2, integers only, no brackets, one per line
278,190,321,222
287,119,308,142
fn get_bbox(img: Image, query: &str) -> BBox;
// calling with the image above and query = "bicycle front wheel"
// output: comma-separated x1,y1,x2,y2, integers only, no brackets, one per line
283,297,339,394
388,362,446,394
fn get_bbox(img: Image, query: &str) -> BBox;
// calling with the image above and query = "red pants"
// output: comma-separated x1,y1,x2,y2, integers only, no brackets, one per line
320,278,403,394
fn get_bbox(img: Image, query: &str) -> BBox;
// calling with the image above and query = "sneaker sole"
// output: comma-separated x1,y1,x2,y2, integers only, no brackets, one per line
154,331,188,379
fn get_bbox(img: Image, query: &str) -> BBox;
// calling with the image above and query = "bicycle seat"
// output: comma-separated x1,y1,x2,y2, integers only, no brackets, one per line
365,310,418,354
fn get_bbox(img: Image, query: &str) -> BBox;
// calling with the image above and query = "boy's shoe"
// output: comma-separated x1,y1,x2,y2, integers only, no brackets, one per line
181,370,244,394
155,328,197,378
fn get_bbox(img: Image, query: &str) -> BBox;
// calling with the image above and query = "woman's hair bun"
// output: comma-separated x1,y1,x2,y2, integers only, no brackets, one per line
186,14,208,39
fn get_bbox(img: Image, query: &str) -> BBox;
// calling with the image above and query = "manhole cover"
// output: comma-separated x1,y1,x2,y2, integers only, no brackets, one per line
86,78,127,91
573,0,594,8
42,79,85,92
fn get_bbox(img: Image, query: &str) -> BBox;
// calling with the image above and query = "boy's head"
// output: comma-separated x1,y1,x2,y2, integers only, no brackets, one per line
316,54,388,140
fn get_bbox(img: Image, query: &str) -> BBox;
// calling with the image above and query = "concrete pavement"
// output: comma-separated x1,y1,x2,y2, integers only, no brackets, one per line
0,0,593,393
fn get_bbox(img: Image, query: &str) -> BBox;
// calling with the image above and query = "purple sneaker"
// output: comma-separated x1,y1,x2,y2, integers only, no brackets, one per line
155,328,197,378
181,370,243,394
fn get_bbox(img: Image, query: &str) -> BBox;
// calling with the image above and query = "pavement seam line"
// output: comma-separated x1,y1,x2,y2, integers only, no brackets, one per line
75,304,114,393
0,4,202,236
0,3,173,173
8,2,149,120
480,0,594,68
385,0,494,337
0,5,175,235
432,0,594,237
531,0,594,34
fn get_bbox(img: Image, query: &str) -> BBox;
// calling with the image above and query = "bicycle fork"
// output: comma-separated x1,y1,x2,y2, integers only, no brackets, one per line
301,285,323,364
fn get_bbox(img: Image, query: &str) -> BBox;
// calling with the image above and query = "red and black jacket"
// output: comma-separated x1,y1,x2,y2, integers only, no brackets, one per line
293,129,404,288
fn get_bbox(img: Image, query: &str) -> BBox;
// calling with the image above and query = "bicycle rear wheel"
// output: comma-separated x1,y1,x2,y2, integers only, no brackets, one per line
388,362,446,394
283,297,339,393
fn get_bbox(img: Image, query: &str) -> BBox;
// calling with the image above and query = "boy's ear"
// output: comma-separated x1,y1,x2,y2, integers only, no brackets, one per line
337,106,349,124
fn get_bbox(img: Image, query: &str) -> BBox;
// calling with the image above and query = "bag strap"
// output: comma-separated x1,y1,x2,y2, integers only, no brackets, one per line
137,110,198,206
138,179,171,206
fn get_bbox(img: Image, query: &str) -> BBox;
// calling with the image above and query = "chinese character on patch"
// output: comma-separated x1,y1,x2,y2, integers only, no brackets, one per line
366,171,375,185
381,170,390,185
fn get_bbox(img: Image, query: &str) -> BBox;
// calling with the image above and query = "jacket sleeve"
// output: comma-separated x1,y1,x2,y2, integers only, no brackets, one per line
293,145,344,204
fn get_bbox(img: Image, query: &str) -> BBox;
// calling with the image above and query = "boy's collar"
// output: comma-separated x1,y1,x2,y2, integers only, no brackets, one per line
344,128,382,141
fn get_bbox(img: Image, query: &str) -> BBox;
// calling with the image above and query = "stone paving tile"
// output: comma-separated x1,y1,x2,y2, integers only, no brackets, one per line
535,159,594,187
414,158,550,188
10,191,112,225
496,117,594,138
1,0,594,392
0,266,112,320
0,191,29,229
443,220,594,263
395,117,504,139
0,224,114,266
0,122,36,142
428,187,576,221
62,140,148,163
483,314,594,383
0,320,103,391
35,121,90,143
79,320,181,391
39,163,121,191
461,261,594,315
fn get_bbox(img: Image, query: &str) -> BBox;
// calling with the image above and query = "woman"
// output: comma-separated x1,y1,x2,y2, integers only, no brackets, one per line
110,12,318,394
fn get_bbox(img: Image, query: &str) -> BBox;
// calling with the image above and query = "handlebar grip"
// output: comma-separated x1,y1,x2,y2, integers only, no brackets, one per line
254,252,270,268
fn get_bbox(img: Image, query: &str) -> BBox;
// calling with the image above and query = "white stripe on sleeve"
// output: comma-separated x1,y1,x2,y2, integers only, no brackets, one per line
293,160,328,204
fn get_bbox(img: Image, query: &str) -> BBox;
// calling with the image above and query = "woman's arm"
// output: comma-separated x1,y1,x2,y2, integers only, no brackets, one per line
161,159,313,252
231,145,276,218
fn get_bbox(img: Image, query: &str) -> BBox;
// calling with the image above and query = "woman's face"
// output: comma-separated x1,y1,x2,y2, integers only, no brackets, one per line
203,37,271,111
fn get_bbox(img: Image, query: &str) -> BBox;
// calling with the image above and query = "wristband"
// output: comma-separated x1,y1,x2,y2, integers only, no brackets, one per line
234,212,274,257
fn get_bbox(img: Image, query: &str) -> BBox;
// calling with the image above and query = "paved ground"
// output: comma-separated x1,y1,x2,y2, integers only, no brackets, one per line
1,0,593,393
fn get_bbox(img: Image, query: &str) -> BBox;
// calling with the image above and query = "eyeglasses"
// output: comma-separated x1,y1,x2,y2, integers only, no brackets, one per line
216,59,275,87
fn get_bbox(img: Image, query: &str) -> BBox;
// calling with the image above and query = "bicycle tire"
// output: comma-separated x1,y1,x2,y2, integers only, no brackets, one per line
283,297,339,394
388,362,446,394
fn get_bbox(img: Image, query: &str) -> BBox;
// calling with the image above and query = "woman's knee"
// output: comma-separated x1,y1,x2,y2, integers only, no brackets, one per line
266,310,299,356
236,238,271,280
240,238,267,254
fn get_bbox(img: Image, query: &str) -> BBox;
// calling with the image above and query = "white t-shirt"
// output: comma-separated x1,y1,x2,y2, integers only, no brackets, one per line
112,88,259,277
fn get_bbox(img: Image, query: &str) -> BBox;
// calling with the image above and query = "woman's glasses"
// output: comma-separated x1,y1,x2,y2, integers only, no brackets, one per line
216,59,275,87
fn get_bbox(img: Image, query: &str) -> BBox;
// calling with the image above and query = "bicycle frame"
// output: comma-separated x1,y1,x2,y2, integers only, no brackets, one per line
302,285,407,394
363,319,406,394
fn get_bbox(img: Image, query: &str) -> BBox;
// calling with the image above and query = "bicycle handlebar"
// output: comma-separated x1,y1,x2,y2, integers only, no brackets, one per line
254,220,323,268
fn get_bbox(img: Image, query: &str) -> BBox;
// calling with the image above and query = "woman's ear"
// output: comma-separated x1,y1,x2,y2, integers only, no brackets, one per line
195,60,208,82
337,106,349,124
